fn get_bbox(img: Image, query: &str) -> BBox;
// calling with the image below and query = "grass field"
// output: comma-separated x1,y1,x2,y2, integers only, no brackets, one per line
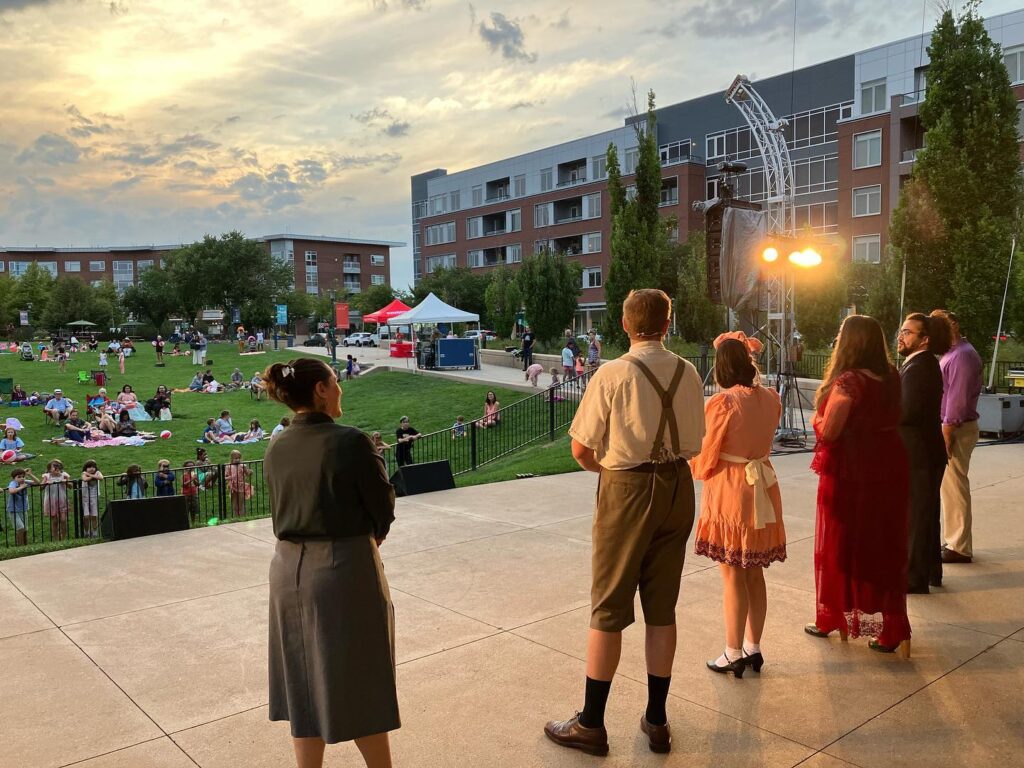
0,343,536,479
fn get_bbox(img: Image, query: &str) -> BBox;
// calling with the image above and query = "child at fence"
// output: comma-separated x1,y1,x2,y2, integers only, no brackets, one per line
181,460,200,523
118,464,147,499
81,461,103,538
6,467,38,546
371,431,390,456
451,415,467,439
546,367,566,403
224,450,253,517
42,459,71,542
154,460,176,497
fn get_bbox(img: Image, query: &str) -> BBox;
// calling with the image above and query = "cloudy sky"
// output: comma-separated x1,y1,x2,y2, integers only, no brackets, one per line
2,0,1021,289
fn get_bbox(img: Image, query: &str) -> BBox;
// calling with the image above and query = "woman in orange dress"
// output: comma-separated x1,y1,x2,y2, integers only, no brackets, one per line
692,332,786,678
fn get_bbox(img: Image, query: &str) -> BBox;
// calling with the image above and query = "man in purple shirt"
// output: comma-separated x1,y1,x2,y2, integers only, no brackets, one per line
930,310,982,564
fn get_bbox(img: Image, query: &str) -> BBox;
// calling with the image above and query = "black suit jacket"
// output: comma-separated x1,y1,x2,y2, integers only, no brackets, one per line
899,352,947,469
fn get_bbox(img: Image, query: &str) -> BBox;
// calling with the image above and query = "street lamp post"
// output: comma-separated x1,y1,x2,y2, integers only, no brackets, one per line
328,289,337,363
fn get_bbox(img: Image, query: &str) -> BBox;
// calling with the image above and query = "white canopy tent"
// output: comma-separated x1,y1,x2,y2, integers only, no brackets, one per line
388,292,480,325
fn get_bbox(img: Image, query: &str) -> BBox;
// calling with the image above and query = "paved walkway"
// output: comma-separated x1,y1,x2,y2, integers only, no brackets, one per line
2,445,1021,767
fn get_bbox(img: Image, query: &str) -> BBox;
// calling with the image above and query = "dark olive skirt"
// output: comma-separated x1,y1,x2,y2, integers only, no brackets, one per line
268,537,400,743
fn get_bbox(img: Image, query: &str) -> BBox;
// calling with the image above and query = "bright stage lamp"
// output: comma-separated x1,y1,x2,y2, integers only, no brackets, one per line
789,248,822,268
762,246,779,263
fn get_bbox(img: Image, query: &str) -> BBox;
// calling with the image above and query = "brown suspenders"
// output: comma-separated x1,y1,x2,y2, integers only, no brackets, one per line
621,354,686,462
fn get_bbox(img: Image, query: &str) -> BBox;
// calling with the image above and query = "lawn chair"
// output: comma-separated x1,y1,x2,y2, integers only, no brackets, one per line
76,370,90,385
0,378,13,401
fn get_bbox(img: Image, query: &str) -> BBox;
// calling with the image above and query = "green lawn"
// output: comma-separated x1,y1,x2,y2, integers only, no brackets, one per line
456,433,581,487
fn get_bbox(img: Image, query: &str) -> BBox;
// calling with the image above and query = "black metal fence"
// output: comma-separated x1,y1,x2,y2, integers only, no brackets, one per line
380,369,595,477
0,459,268,549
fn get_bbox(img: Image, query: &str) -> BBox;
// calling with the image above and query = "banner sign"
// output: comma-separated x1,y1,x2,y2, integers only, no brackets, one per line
231,307,241,324
335,303,350,329
275,304,288,325
19,311,28,326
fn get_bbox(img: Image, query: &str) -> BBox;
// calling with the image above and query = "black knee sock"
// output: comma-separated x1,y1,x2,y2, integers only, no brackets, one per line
579,677,612,729
645,674,671,726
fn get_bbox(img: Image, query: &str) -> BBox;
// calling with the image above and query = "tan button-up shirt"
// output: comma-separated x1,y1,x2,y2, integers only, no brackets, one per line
568,341,706,471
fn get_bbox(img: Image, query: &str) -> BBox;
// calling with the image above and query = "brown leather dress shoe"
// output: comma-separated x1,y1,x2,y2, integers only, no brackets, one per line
941,548,972,564
640,716,671,753
544,713,609,756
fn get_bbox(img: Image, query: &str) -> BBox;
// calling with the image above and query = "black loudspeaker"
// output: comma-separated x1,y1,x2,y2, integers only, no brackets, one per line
389,460,455,497
100,496,191,540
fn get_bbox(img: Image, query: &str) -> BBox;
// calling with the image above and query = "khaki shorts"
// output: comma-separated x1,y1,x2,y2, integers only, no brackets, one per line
590,462,695,632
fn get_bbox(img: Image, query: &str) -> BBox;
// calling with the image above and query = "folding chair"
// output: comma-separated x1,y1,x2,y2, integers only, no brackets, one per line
0,378,13,399
76,370,90,385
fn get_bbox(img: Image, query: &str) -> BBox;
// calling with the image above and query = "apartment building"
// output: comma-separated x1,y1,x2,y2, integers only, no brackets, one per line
0,234,402,295
413,8,1024,331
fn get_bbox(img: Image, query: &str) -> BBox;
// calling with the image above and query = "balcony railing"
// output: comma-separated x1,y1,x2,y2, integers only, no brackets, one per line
901,148,923,163
556,175,587,188
898,90,926,107
483,226,507,236
342,262,361,274
342,282,361,293
659,193,679,207
485,190,510,203
554,215,583,225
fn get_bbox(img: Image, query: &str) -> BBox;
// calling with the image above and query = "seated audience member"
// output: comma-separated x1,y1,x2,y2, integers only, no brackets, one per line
113,410,137,437
188,372,204,392
201,369,215,386
117,385,138,408
0,427,25,455
88,388,111,415
203,377,223,394
171,342,182,356
64,409,90,443
239,418,264,441
229,368,244,390
145,385,172,419
44,389,72,424
270,416,289,439
10,385,27,403
215,410,234,436
250,371,265,400
95,411,117,435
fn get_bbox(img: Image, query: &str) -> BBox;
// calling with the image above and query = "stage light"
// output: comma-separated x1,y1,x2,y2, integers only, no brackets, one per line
789,248,822,268
762,246,779,263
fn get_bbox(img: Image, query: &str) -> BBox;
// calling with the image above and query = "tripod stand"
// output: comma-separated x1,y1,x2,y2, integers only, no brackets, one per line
775,364,811,448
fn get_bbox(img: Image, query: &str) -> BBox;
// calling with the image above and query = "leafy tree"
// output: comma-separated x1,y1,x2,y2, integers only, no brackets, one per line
90,280,125,330
0,276,17,328
674,232,725,343
792,264,850,349
11,263,55,325
41,277,97,329
412,266,490,319
889,0,1022,356
483,266,522,336
517,249,582,344
603,90,671,345
349,283,397,316
121,268,179,332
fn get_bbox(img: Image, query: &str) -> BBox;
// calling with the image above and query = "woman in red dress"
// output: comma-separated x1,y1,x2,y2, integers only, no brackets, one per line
807,315,912,657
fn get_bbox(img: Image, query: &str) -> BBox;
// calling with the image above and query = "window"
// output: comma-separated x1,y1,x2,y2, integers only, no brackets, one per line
706,177,719,200
534,239,549,254
854,130,882,169
371,253,385,266
137,259,154,272
513,175,526,197
1017,100,1024,141
270,239,294,263
583,232,602,254
659,178,679,206
861,78,887,114
853,185,882,217
64,261,81,272
371,274,386,285
112,260,134,291
591,155,607,180
37,261,57,277
0,262,5,272
466,217,482,239
90,280,103,288
467,249,483,268
430,195,445,215
852,235,881,264
794,201,839,233
425,253,456,273
304,251,318,294
534,203,551,228
583,267,602,289
626,184,637,201
540,168,552,192
427,221,457,244
1006,45,1024,84
471,185,483,206
705,102,851,163
706,134,726,159
449,189,460,211
9,262,30,277
89,260,105,272
659,140,692,165
624,147,639,175
412,200,428,220
508,209,521,233
584,192,602,218
507,244,522,264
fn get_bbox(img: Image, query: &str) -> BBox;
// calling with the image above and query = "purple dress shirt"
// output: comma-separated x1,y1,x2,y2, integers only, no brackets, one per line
938,339,982,425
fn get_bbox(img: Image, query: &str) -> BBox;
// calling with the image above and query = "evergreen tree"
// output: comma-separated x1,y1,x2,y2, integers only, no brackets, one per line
483,266,522,337
889,0,1022,355
517,248,582,344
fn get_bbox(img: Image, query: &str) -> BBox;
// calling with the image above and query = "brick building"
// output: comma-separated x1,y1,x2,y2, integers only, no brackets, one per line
412,8,1024,332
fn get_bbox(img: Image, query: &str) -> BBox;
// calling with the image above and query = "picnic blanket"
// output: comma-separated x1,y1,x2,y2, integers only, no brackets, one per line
0,452,37,463
195,436,268,445
77,436,150,448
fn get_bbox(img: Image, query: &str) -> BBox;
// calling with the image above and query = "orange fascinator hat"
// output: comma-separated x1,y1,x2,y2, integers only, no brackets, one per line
713,331,763,355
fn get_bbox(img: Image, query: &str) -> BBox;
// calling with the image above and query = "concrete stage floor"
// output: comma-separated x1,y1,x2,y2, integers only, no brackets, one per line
1,444,1022,768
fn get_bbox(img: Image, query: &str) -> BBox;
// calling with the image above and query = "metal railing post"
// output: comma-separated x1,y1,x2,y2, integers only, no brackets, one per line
470,422,478,471
548,391,556,441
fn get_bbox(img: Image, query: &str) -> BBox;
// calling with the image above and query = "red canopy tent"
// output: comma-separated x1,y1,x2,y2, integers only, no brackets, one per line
363,299,412,324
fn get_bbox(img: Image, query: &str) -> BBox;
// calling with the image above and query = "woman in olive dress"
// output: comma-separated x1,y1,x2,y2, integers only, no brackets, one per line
263,358,399,768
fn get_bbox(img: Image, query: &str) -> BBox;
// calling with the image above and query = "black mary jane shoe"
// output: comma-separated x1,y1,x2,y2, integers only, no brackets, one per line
706,654,745,678
742,651,764,673
804,623,831,638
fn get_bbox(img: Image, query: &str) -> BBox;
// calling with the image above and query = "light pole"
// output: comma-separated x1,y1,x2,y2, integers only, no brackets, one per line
328,288,337,363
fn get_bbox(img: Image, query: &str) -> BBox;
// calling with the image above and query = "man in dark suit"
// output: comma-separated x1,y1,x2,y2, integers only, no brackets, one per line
897,313,952,594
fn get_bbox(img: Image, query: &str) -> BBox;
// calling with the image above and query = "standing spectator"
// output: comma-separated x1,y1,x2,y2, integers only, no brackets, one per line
191,333,203,366
929,309,983,565
806,315,912,656
395,416,421,466
42,459,72,541
118,347,126,376
586,331,602,370
154,335,165,364
182,461,200,523
346,355,354,380
256,330,265,351
7,467,38,546
56,346,68,374
262,358,400,766
119,464,147,499
545,289,704,756
44,389,72,425
525,362,544,386
562,340,576,379
898,313,951,593
198,333,208,366
225,450,253,516
70,334,79,351
521,325,535,370
155,460,176,497
371,431,391,456
692,333,785,677
98,350,108,371
81,461,103,538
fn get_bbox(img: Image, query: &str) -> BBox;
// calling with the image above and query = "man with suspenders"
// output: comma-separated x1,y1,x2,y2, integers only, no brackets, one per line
545,289,705,756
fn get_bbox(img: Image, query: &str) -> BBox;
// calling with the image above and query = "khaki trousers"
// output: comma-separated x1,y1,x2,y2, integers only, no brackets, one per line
941,420,979,557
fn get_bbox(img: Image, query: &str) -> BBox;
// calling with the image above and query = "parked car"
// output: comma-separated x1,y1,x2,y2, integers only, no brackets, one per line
463,330,497,341
303,333,328,347
343,332,378,347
